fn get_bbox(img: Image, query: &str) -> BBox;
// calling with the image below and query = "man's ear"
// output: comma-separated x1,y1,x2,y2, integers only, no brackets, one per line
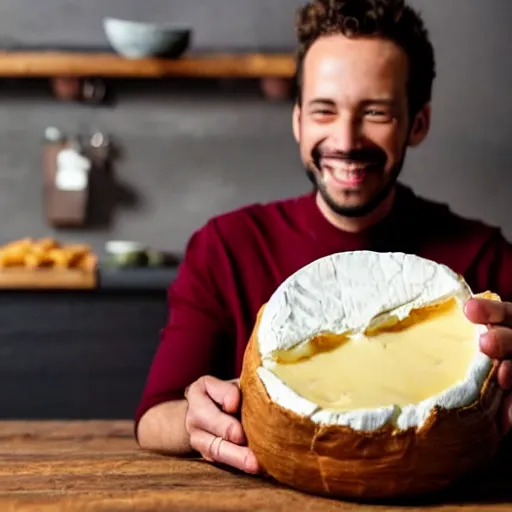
292,103,301,144
408,103,431,147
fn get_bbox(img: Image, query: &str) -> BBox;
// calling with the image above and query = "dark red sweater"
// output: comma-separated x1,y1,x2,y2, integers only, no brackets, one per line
135,184,512,425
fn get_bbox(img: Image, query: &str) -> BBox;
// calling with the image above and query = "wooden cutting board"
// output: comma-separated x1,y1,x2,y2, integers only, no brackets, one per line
0,268,96,289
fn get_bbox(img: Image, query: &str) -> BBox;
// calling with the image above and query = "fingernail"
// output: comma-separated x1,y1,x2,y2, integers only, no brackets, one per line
226,423,245,445
222,390,239,414
244,451,260,474
225,423,235,442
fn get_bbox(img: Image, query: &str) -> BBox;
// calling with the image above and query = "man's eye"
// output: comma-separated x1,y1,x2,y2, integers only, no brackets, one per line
313,109,335,115
365,110,393,122
366,110,386,116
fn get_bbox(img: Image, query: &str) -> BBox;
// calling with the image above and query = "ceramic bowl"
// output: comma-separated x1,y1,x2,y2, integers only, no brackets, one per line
103,17,191,59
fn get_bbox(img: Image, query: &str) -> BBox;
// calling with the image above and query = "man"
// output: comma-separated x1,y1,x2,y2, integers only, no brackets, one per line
135,0,512,474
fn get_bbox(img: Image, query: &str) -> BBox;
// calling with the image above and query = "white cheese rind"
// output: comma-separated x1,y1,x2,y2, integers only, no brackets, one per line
258,251,471,356
256,251,493,431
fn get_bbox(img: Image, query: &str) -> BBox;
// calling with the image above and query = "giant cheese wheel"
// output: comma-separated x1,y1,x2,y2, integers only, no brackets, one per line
240,251,502,500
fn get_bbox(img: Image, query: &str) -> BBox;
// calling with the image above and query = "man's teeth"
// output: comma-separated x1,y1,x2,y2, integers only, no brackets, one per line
332,168,364,180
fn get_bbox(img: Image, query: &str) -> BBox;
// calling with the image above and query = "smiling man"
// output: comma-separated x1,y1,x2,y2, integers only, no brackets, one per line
295,20,430,232
135,0,512,473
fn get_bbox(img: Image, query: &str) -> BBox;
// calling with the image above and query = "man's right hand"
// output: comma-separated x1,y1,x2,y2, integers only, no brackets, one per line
184,375,261,474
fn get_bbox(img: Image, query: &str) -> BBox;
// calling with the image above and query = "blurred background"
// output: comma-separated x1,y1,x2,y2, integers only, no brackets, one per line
0,0,510,249
0,0,510,421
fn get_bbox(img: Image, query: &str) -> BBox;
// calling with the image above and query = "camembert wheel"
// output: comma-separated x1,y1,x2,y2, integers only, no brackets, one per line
240,251,502,500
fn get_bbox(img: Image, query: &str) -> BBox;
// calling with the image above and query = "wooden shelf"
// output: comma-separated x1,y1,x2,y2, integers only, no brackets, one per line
0,51,296,79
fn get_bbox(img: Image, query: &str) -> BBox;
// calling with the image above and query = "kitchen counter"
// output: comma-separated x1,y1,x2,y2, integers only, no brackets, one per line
0,266,178,292
1,420,512,511
97,265,177,291
0,273,172,420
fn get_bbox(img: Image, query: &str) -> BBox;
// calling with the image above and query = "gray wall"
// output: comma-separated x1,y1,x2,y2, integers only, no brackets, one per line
0,0,302,50
0,0,510,254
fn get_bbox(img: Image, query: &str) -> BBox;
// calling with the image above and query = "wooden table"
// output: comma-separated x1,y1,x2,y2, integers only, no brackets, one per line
1,421,511,511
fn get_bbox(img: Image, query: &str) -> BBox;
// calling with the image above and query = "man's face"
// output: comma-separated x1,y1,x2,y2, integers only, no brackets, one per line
293,34,430,218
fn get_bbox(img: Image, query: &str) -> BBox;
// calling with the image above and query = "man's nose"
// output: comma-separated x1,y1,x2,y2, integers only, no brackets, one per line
330,115,361,152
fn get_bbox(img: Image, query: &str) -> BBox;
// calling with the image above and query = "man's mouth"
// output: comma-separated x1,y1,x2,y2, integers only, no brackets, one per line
321,159,374,186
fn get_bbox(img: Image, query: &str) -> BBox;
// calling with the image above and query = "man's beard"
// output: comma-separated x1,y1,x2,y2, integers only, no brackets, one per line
305,143,406,218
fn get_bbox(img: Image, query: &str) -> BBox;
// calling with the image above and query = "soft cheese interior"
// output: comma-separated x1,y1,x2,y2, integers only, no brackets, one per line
256,251,493,431
270,298,476,410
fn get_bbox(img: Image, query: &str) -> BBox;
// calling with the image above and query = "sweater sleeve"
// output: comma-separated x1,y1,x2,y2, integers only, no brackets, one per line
466,228,512,303
134,221,234,427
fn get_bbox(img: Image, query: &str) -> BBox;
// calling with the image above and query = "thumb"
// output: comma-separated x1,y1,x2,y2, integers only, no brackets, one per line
204,376,241,415
223,379,242,414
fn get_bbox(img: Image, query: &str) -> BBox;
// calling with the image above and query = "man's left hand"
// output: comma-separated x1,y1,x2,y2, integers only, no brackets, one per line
465,297,512,436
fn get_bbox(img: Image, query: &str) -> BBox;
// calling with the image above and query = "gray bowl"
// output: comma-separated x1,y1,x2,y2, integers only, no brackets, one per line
103,17,191,59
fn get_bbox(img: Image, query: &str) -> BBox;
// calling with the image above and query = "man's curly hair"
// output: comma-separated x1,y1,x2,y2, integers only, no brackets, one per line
295,0,436,117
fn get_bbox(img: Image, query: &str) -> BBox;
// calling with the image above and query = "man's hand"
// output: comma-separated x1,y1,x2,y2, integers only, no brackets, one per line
465,297,512,435
184,375,260,474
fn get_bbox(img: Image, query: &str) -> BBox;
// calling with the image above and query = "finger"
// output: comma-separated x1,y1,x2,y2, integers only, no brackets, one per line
499,392,512,437
186,386,246,445
190,429,260,474
497,360,512,391
465,298,512,327
479,326,512,360
203,376,241,415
